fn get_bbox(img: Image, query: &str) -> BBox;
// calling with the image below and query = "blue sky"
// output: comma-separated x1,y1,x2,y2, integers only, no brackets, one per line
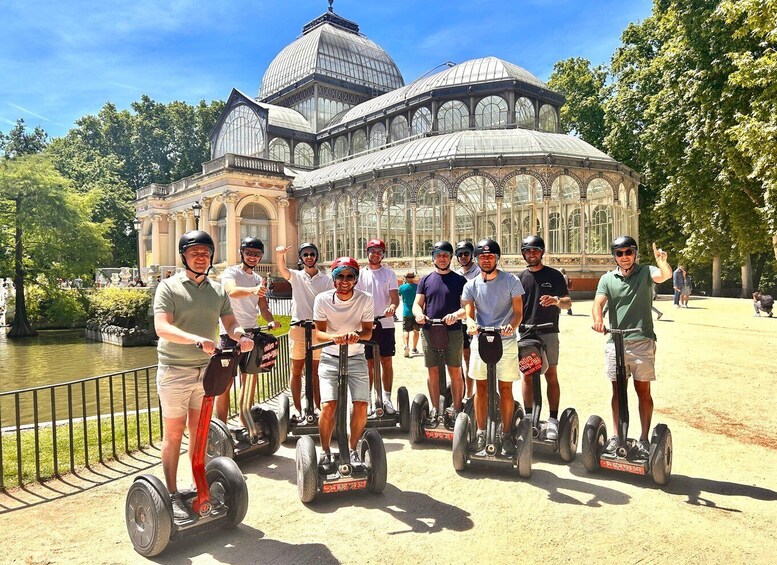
0,0,653,139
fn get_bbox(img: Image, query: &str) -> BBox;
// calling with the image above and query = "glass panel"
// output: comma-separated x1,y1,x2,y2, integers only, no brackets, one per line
269,138,290,163
539,104,558,132
356,188,379,257
416,180,448,255
293,142,314,167
333,136,348,160
240,203,272,251
380,185,411,259
351,129,367,155
455,176,496,244
475,95,508,128
438,100,469,133
335,197,351,257
319,142,333,166
298,203,317,251
369,123,386,149
390,115,408,142
411,107,432,136
214,104,265,159
515,97,535,129
216,205,227,262
503,175,541,255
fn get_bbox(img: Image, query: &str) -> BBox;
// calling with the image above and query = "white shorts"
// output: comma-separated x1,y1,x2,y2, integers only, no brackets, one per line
156,364,206,419
470,337,520,383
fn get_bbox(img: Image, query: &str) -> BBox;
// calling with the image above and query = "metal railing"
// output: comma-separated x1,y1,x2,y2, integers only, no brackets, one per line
0,333,290,490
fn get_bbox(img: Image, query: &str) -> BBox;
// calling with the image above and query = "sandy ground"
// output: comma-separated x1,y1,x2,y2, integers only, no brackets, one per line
2,296,776,564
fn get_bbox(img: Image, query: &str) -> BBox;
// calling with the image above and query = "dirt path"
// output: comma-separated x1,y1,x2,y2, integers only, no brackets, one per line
2,297,776,564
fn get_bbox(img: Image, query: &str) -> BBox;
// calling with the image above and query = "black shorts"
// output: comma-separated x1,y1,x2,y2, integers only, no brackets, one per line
364,326,396,358
461,325,472,349
402,316,420,332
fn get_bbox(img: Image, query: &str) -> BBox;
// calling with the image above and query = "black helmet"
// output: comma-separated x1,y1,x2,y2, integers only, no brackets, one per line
240,237,264,252
455,241,474,256
474,238,501,258
178,230,214,255
521,235,545,253
610,235,637,255
298,242,319,259
432,241,454,256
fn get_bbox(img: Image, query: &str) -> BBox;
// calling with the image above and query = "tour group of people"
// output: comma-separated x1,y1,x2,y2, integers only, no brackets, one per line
152,229,672,518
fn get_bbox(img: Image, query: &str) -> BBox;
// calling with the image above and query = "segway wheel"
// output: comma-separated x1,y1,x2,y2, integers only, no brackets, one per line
361,428,387,494
125,477,172,557
207,419,234,465
650,424,673,486
397,386,410,432
558,408,579,463
252,408,281,456
452,412,471,472
511,400,525,430
296,435,318,503
206,457,248,528
514,417,533,479
409,394,429,444
581,415,606,472
278,393,290,443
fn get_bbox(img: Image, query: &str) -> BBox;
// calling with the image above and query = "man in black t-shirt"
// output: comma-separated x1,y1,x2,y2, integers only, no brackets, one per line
517,236,571,440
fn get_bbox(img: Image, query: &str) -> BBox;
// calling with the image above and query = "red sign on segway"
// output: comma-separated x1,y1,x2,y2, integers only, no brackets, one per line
519,352,542,375
600,458,647,475
322,479,368,493
424,429,453,440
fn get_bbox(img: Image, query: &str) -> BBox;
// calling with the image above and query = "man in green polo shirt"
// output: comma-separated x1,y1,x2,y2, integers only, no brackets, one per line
153,230,254,520
591,236,672,460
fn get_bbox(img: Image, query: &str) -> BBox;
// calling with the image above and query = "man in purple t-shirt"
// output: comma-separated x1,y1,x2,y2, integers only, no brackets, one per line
412,241,467,418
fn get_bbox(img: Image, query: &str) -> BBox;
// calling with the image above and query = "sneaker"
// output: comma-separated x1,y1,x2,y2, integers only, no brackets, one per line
604,436,619,455
636,440,650,461
546,417,559,441
412,349,419,355
170,492,190,521
475,430,486,452
349,449,361,466
404,346,410,358
290,409,301,423
383,398,396,414
501,432,517,456
567,309,573,316
318,451,332,468
445,406,458,421
429,407,438,421
656,312,663,320
674,304,680,308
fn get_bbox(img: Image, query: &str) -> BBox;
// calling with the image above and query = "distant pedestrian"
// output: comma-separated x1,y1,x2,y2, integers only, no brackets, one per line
753,291,774,317
681,271,692,308
559,268,573,316
672,265,684,308
398,272,420,357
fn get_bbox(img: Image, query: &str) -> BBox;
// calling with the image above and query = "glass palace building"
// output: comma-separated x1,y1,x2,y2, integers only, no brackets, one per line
135,6,640,286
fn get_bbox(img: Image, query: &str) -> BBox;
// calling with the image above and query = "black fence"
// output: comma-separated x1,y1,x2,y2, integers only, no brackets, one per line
0,333,290,490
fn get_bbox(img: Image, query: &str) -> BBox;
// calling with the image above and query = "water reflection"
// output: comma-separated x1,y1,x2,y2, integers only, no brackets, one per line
1,329,158,392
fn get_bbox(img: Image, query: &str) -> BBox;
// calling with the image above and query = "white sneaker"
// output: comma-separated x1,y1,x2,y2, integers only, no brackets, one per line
546,417,559,441
403,346,410,358
383,398,396,414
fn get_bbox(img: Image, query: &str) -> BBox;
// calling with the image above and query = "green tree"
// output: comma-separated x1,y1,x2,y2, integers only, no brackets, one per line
547,57,610,150
0,155,110,337
0,119,48,158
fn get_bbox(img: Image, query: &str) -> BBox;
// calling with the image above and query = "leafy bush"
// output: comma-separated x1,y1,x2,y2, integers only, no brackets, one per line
88,287,152,328
25,285,89,328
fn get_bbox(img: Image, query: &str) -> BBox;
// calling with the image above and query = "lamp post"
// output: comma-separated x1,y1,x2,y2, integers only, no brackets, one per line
133,218,142,280
192,201,202,230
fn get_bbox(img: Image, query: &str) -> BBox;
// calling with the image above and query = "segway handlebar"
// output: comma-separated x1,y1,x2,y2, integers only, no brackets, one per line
290,319,315,328
601,327,642,336
519,322,554,333
195,343,238,355
244,325,276,334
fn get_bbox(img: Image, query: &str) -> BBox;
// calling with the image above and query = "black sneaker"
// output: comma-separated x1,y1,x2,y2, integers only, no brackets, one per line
604,436,619,455
318,451,332,468
501,432,517,456
635,440,650,461
170,492,190,521
349,449,361,466
475,430,486,452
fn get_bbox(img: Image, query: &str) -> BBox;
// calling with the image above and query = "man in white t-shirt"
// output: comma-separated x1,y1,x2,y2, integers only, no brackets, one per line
356,238,400,413
215,237,278,423
313,257,374,467
276,242,332,419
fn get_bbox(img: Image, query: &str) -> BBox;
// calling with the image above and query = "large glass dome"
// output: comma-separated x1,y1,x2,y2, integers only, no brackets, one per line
259,11,404,101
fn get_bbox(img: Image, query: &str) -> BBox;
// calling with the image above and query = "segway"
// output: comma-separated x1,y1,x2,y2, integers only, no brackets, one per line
295,339,388,503
452,327,532,477
280,320,320,441
125,347,249,557
364,316,410,433
409,318,460,444
581,327,672,485
207,326,283,463
518,323,579,462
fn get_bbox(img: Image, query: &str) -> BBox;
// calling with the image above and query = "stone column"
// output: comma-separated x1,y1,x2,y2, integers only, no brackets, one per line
579,200,587,270
495,198,503,245
200,197,212,237
448,201,456,243
376,205,383,241
166,213,176,267
150,214,163,266
276,196,290,248
411,205,418,272
225,191,239,265
184,210,195,232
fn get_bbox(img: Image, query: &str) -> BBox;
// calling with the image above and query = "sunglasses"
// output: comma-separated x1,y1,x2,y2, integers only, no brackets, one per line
302,252,317,258
457,252,471,257
335,274,356,281
614,249,635,257
243,251,263,258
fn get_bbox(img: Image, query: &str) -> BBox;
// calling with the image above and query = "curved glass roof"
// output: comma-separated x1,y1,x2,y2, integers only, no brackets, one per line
291,129,614,189
259,22,404,101
254,101,313,133
323,57,550,129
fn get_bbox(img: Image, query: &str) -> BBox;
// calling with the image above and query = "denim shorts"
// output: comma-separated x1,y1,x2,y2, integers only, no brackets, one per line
318,353,370,403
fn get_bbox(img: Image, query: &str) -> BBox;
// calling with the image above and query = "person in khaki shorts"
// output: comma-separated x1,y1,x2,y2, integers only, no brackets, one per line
154,230,254,520
276,243,332,420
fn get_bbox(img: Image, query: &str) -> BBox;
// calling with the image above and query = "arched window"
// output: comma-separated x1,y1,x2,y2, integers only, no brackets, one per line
356,187,379,255
319,142,333,166
416,180,448,255
475,96,508,128
382,184,411,259
216,205,227,262
333,136,348,160
293,142,314,168
369,123,386,149
411,107,432,136
586,179,613,254
438,100,469,133
455,176,496,244
548,212,561,253
390,115,409,141
539,104,558,132
268,138,290,163
503,175,541,254
321,201,335,262
335,197,351,257
568,209,581,254
298,202,317,247
515,97,535,129
551,175,581,253
213,104,265,159
240,203,272,252
351,129,367,155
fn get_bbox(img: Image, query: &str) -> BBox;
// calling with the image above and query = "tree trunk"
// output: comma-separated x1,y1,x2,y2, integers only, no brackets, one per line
7,194,36,338
712,255,721,297
741,255,753,298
